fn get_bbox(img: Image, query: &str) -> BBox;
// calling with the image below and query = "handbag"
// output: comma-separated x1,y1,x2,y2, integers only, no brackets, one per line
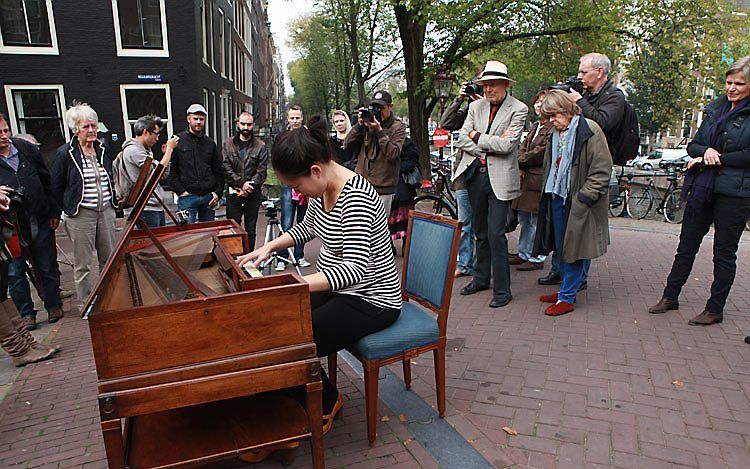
401,166,422,189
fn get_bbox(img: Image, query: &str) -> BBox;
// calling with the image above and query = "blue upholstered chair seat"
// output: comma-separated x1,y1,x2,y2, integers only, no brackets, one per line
350,301,439,361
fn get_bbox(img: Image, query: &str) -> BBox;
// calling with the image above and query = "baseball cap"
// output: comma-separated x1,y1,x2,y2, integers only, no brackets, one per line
186,103,207,115
370,90,392,107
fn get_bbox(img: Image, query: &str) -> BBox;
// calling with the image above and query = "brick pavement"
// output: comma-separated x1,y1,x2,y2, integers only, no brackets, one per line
1,217,749,468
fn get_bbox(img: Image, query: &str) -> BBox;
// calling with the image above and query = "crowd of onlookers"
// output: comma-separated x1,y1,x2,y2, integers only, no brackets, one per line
1,49,748,369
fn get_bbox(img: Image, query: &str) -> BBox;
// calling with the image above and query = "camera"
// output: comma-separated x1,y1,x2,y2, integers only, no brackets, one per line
175,209,191,225
462,80,484,98
261,198,280,211
550,76,584,94
6,186,25,207
360,106,382,124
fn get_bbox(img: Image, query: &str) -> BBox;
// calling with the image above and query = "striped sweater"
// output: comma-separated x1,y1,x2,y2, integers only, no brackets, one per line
80,153,112,210
287,174,401,310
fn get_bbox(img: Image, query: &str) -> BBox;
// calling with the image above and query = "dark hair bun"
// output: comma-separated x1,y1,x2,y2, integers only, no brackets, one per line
271,113,333,178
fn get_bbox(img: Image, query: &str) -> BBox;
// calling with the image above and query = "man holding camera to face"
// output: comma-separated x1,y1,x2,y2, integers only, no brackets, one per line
222,111,268,250
345,90,406,216
452,61,528,309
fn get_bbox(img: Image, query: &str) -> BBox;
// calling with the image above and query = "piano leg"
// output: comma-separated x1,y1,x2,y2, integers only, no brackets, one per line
101,418,126,469
306,381,325,469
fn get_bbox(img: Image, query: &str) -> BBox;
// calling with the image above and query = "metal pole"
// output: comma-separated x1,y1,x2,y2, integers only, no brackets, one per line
438,97,446,163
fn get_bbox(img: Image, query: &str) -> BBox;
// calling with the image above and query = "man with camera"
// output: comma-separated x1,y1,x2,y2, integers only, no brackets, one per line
453,61,528,309
0,113,63,330
168,104,224,223
539,52,625,287
223,112,268,250
439,76,483,278
345,90,406,216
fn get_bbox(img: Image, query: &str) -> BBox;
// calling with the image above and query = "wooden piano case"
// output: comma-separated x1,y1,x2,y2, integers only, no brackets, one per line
85,163,324,468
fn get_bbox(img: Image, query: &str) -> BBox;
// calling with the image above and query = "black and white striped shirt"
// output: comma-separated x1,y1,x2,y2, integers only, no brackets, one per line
80,153,112,210
287,174,401,310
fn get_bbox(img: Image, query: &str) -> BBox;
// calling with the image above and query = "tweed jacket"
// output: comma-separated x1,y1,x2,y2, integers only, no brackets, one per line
453,95,528,200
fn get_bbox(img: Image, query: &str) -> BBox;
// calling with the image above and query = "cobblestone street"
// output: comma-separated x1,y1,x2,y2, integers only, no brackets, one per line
1,216,749,468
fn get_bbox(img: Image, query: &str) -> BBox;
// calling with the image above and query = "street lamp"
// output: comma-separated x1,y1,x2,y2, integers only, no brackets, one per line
434,66,454,163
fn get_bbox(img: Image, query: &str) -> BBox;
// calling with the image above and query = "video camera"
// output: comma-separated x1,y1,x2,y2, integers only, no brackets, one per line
360,107,382,124
261,198,281,211
6,186,25,208
549,76,584,94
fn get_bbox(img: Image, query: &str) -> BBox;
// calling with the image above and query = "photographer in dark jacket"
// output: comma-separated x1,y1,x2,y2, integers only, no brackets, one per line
0,114,63,330
169,104,224,223
649,56,750,331
222,112,268,250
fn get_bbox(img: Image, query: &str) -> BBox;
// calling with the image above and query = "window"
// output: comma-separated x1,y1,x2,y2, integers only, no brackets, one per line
201,0,214,69
3,84,67,152
0,0,58,55
218,9,225,76
211,90,217,139
112,0,169,57
226,19,232,79
202,88,210,136
119,84,173,141
220,91,229,144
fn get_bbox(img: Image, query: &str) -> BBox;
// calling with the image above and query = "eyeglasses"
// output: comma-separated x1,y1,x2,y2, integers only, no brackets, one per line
147,128,163,136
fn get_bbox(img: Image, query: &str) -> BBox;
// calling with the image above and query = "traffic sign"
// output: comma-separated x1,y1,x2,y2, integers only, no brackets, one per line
433,127,450,148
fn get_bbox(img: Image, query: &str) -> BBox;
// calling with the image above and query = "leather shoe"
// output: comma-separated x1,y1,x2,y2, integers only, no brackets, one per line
745,336,750,344
648,298,679,314
538,272,562,285
460,283,489,296
688,310,723,326
509,256,525,265
48,307,63,323
489,297,511,308
578,281,587,292
545,301,575,316
517,261,544,271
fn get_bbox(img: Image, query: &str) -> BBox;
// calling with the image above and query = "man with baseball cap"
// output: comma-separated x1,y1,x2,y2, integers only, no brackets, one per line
168,104,224,223
452,60,528,309
345,90,406,216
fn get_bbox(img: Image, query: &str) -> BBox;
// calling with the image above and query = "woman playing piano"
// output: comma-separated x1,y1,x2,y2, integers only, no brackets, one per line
237,115,401,434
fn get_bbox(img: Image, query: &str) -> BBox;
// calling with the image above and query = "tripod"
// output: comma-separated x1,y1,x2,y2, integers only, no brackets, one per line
259,204,301,276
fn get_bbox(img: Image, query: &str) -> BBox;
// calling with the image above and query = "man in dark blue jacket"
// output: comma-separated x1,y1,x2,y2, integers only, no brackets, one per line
0,114,63,330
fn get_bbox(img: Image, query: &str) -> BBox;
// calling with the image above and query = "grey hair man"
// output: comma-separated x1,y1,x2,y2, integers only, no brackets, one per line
121,114,179,228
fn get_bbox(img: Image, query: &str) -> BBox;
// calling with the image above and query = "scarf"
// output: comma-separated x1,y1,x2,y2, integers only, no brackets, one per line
681,97,750,212
545,115,580,200
333,111,352,140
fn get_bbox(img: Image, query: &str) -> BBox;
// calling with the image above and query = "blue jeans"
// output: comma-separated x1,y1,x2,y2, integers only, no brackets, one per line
8,223,62,318
456,189,475,274
551,196,586,303
137,210,166,229
279,185,306,260
551,251,590,280
178,193,215,223
517,210,545,263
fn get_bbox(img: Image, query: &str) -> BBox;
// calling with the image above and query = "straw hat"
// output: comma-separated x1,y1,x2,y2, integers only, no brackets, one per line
474,61,517,86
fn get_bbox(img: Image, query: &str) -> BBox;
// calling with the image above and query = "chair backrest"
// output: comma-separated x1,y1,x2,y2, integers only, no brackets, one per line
402,211,462,335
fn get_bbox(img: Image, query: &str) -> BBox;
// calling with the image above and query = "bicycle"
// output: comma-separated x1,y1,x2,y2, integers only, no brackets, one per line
414,159,458,219
625,166,684,223
608,167,633,217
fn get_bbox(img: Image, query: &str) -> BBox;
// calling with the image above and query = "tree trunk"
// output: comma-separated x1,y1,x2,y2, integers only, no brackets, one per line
347,5,367,105
394,4,429,179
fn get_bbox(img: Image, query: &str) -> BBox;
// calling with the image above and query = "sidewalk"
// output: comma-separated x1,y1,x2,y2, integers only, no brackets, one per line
1,216,749,468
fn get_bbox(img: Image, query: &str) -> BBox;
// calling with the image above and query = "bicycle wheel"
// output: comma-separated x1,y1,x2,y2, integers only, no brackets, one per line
626,186,653,219
414,194,458,219
663,187,685,224
609,186,626,217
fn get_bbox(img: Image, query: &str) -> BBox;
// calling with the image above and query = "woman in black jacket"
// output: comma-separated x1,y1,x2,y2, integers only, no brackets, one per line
649,56,750,331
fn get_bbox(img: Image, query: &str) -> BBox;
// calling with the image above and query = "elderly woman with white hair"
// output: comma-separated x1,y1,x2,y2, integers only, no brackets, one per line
51,102,117,305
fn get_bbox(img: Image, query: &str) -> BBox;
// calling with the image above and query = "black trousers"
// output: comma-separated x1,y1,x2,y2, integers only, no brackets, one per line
663,194,750,314
310,292,400,411
467,169,512,301
226,191,263,250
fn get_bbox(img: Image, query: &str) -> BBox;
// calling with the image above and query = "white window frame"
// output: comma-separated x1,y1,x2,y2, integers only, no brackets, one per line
3,84,69,139
218,9,226,77
201,0,209,65
0,0,59,55
119,84,174,139
111,0,169,58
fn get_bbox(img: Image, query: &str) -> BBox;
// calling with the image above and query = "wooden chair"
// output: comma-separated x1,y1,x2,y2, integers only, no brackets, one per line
328,211,461,445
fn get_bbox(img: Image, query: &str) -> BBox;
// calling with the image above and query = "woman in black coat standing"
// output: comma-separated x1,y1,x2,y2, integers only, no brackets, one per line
649,56,750,333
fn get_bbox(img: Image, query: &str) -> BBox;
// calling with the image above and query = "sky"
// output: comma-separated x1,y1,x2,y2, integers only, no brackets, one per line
267,0,315,96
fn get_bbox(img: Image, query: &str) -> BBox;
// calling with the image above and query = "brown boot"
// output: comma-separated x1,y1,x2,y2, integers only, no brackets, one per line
3,299,61,356
11,345,57,367
48,307,64,323
688,310,723,326
648,298,679,314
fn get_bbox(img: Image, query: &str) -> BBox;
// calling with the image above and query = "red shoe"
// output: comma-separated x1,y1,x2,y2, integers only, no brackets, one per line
540,292,559,303
545,301,574,316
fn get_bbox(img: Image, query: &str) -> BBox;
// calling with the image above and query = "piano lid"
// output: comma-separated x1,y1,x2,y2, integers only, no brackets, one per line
81,157,247,318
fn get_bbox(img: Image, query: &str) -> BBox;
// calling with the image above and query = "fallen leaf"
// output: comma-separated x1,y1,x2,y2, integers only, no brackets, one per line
398,413,407,423
502,426,518,435
403,438,413,445
411,360,417,365
380,416,390,422
467,439,475,444
25,401,31,406
672,380,684,387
